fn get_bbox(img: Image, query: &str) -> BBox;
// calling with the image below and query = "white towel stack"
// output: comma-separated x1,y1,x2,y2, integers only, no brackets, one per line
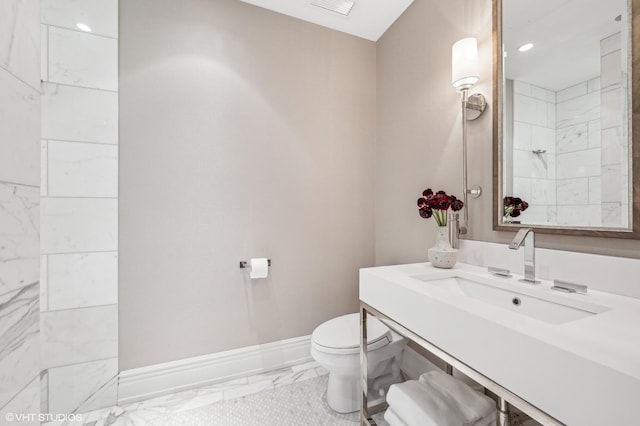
384,371,497,426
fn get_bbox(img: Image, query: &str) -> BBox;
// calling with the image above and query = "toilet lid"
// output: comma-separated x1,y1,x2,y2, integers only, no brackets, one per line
312,313,390,351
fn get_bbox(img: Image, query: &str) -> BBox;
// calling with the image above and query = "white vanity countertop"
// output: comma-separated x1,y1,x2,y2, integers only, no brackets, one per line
360,262,640,425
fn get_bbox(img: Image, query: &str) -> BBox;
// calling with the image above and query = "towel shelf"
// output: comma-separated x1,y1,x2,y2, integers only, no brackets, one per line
359,302,565,426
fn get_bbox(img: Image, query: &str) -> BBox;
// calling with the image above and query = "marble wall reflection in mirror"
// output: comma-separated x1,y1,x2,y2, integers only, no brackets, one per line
496,0,635,233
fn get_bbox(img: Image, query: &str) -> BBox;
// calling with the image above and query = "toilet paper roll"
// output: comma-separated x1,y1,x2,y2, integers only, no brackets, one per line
249,258,269,279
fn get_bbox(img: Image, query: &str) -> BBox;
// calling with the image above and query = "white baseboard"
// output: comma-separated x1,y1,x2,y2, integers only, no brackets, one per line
118,335,313,405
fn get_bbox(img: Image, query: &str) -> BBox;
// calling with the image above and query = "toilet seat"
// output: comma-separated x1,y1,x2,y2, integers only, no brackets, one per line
312,313,391,355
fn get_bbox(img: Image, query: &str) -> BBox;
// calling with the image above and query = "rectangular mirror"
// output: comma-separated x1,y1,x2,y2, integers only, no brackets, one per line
493,0,640,238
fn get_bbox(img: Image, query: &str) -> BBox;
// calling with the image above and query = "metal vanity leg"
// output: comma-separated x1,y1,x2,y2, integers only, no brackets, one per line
497,397,511,426
360,305,374,425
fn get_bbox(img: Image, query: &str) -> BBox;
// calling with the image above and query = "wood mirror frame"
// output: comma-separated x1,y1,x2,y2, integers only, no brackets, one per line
492,0,640,238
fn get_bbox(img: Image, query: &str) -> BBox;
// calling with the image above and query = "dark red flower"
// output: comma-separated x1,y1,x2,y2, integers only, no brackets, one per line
417,188,463,220
504,195,529,218
436,195,450,210
425,194,439,207
419,206,433,219
451,199,464,211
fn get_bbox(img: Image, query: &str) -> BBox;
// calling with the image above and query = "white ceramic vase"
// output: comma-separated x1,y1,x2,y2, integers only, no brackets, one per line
428,226,457,269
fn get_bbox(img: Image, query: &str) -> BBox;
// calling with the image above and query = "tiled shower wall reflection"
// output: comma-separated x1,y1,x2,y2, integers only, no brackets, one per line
599,32,628,227
0,0,41,419
511,31,627,228
511,80,557,225
555,77,602,226
40,0,119,413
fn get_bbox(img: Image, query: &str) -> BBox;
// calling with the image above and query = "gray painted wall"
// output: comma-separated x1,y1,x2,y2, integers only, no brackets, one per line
120,0,639,371
119,0,376,369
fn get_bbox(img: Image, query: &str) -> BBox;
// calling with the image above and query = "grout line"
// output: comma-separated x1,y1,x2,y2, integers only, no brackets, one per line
42,195,118,199
45,23,118,41
0,62,41,93
44,80,118,94
44,356,119,372
41,137,118,146
47,138,118,147
46,24,49,82
46,255,51,313
45,139,49,197
42,303,118,315
0,180,39,189
601,124,625,131
42,369,49,414
555,177,602,182
0,374,40,412
42,250,118,256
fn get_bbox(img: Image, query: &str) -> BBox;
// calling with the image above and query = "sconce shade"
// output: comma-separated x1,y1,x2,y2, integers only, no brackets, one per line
452,37,479,90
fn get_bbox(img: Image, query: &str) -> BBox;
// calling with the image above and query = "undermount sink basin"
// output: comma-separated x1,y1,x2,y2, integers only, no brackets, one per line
414,275,609,325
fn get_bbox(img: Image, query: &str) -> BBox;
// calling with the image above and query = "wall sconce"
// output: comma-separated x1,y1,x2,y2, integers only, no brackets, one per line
452,37,479,90
451,37,486,239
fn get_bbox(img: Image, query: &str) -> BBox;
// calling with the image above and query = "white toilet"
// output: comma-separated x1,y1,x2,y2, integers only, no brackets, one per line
311,313,407,413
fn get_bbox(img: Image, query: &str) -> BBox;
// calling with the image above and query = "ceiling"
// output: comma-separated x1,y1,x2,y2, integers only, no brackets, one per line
238,0,414,41
503,0,627,91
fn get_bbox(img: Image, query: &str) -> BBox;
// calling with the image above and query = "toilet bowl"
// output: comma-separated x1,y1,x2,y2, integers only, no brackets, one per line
311,313,407,413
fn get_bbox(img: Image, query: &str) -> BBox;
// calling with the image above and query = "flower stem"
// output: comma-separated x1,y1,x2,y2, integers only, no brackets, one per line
434,210,447,227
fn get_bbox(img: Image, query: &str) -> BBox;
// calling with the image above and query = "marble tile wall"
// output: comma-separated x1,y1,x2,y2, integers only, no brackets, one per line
40,0,119,414
0,0,41,421
555,78,602,227
599,32,627,228
511,81,557,225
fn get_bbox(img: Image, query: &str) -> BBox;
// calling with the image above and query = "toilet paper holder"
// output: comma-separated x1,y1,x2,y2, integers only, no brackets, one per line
239,259,272,269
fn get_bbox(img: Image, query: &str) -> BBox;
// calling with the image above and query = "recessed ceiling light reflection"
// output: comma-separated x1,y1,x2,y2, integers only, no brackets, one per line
77,23,92,32
518,43,534,52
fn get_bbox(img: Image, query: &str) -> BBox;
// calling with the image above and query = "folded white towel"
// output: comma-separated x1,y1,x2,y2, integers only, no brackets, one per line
385,406,495,426
387,380,466,426
419,371,496,425
475,411,497,426
386,372,497,426
384,408,408,426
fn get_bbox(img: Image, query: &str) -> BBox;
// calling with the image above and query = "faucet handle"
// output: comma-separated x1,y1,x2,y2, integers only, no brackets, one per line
488,266,512,277
509,228,532,249
551,280,587,294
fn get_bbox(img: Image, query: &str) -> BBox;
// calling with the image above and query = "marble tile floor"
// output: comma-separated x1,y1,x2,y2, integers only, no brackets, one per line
143,375,388,426
42,359,541,426
44,361,388,426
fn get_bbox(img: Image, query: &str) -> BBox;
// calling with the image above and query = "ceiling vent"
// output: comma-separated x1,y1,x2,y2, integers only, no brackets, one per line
309,0,356,16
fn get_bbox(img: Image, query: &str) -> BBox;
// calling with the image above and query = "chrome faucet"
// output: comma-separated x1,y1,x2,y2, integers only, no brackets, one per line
508,228,539,284
449,212,460,249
